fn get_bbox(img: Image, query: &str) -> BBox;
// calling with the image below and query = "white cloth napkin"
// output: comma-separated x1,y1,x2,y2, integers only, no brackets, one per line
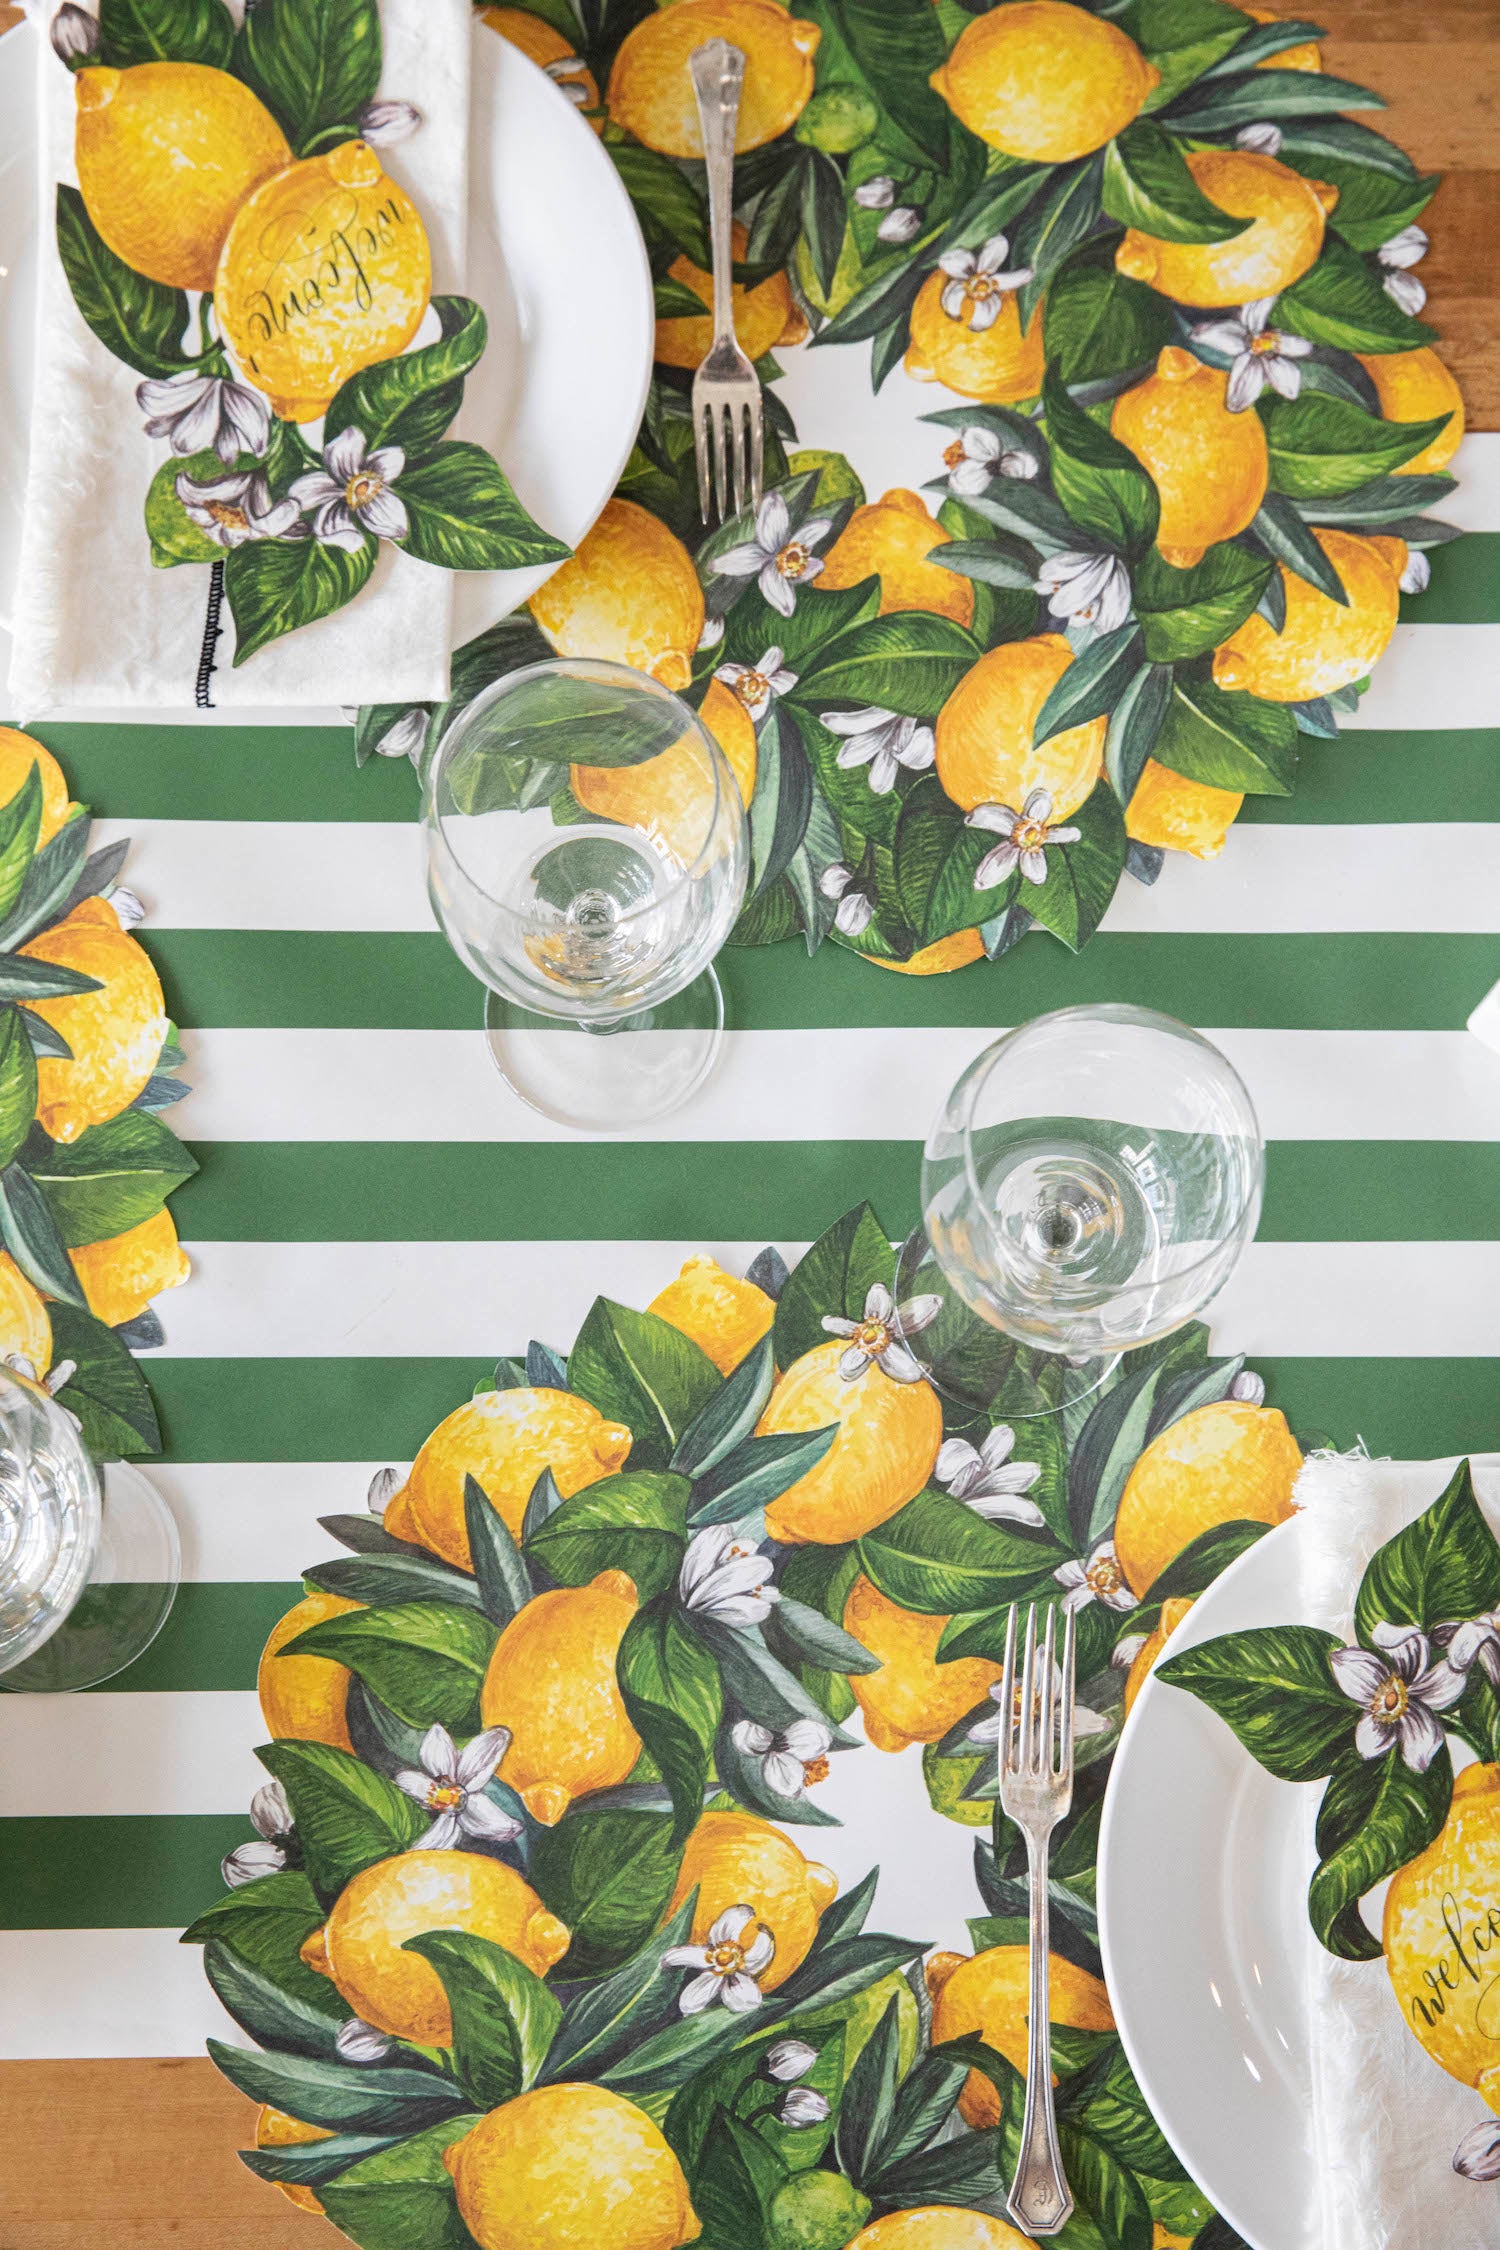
7,0,470,711
1298,1450,1500,2250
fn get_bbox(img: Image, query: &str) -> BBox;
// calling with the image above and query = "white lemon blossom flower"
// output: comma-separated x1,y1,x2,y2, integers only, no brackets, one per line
818,862,874,937
822,1281,939,1384
679,1524,780,1626
967,789,1080,890
1455,2117,1500,2181
664,1903,775,2014
855,177,896,210
292,427,409,550
139,369,272,465
821,707,935,795
369,1464,403,1514
1331,1621,1464,1771
714,645,798,725
877,207,923,245
712,492,834,619
1111,1632,1150,1671
935,1426,1044,1525
1235,121,1283,156
732,1717,833,1797
1191,296,1312,410
176,468,305,550
49,2,98,60
221,1780,295,1888
1230,1370,1266,1404
393,1723,520,1849
337,2016,394,2062
1054,1538,1136,1614
541,57,592,105
373,708,428,761
1400,549,1431,595
357,98,423,144
1433,1609,1500,1688
942,424,1039,496
937,233,1033,330
1378,224,1429,317
780,2088,832,2127
697,613,726,651
968,1661,1112,1746
1035,550,1132,636
765,2038,818,2081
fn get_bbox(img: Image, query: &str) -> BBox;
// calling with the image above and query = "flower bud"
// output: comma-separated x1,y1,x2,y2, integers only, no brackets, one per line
765,2037,817,2082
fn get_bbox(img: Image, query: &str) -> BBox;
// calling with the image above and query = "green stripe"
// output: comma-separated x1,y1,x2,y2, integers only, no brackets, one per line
153,931,1500,1031
173,1139,1500,1245
70,1583,299,1694
1239,729,1500,824
0,1815,243,1928
16,724,419,823
1402,535,1500,626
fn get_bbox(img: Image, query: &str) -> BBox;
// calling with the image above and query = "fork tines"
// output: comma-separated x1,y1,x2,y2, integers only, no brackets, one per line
1000,1600,1077,1779
695,388,763,525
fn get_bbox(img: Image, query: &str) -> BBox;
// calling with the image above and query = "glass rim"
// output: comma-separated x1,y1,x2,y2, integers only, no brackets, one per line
945,1001,1265,1305
423,656,737,917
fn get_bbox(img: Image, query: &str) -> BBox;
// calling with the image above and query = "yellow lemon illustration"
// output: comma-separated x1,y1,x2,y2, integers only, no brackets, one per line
481,1572,642,1826
930,1,1159,161
655,222,802,371
255,2106,331,2217
1126,760,1244,861
934,635,1106,821
607,0,820,156
851,2213,1034,2250
0,1255,51,1383
0,729,79,848
215,141,432,423
1384,1764,1500,2109
1110,346,1269,566
69,1208,191,1329
530,499,704,694
927,1945,1116,2126
1116,150,1336,307
1123,1595,1195,1715
258,1589,362,1751
444,2083,701,2250
843,1574,1003,1754
301,1852,570,2044
756,1339,943,1545
393,1388,633,1572
905,272,1044,404
818,489,974,626
20,897,169,1146
1355,345,1465,473
1212,529,1405,701
74,62,290,293
480,7,601,126
569,690,753,873
1114,1399,1302,1598
648,1253,775,1375
871,930,986,975
1242,4,1321,69
666,1810,838,1992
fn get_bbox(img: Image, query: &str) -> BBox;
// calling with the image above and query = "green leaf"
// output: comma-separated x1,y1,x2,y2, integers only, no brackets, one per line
548,1893,697,2078
318,2117,482,2250
747,703,814,897
1314,161,1440,254
1021,777,1128,952
930,540,1036,593
1013,158,1106,329
1102,122,1250,243
447,673,691,789
1033,625,1144,744
0,1162,85,1306
0,957,99,1005
180,1870,336,2017
608,144,711,271
1042,366,1159,556
526,1468,691,1601
672,1335,775,1480
240,2132,404,2194
208,2038,464,2137
530,1808,683,1980
1043,255,1173,387
398,444,569,572
1134,544,1273,663
144,451,225,569
55,186,190,380
1166,66,1384,132
463,1475,532,1627
801,0,949,168
1275,238,1436,355
836,1993,904,2178
284,1602,497,1732
403,1931,562,2108
771,1593,879,1676
202,1938,342,2060
1148,1517,1270,1601
860,1490,1062,1615
0,1014,37,1173
225,535,375,667
618,1597,722,1845
98,0,233,65
1309,1741,1451,1959
893,776,1000,948
1250,494,1349,603
1157,1624,1352,1781
1058,2116,1154,2250
257,1739,426,1900
1354,1458,1500,1643
326,297,488,459
30,1110,197,1247
0,811,95,953
0,766,43,931
233,0,382,147
47,1302,161,1457
774,1201,893,1367
686,1428,838,1528
1261,392,1453,501
304,1553,486,1612
1118,0,1249,102
1106,660,1172,805
1073,2044,1186,2182
1154,674,1298,796
801,150,846,299
797,612,979,715
568,1298,722,1469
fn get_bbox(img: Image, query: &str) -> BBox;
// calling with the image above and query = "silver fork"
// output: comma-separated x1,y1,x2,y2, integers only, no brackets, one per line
688,39,763,524
998,1601,1077,2239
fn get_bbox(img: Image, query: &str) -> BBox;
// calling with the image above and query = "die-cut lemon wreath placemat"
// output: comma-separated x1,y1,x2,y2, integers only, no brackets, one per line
357,0,1470,978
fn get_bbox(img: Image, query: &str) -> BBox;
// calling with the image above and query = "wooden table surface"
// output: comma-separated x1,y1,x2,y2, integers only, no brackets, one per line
0,0,1495,2241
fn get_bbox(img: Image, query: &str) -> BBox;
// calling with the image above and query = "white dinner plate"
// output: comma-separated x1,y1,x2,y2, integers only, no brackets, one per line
1097,1515,1316,2250
0,17,653,698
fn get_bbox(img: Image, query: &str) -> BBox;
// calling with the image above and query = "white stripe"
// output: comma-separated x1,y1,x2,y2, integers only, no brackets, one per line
0,1929,239,2060
0,1693,263,1819
157,1236,1500,1359
159,1461,412,1582
1345,622,1500,730
170,1026,1500,1145
95,811,1500,934
1443,433,1500,534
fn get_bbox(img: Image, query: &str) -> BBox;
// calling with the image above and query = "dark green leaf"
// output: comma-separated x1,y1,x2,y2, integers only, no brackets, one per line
671,1335,775,1479
55,186,190,380
1276,238,1435,355
0,1013,37,1173
1134,544,1273,663
1157,1624,1351,1780
399,444,569,572
893,776,1001,948
771,1592,879,1675
29,1110,197,1247
930,540,1036,592
284,1601,497,1732
1154,675,1299,795
959,479,1079,556
208,2038,464,2136
403,1931,561,2108
748,703,814,896
47,1302,161,1456
618,1597,722,1845
530,1808,683,1981
692,2108,788,2246
1102,122,1250,243
1042,365,1159,555
257,1738,426,1900
0,767,44,929
1309,1741,1451,1959
448,612,555,708
1021,777,1129,952
1106,659,1172,805
800,150,846,298
836,1995,904,2178
686,1428,838,1528
1072,2043,1185,2181
179,1869,336,2016
304,1553,486,1611
233,0,382,146
526,1468,690,1600
1354,1458,1500,1643
202,1939,342,2059
1117,0,1248,101
798,612,980,714
1261,392,1454,501
804,0,950,167
609,146,711,268
317,2117,483,2250
1033,625,1143,743
548,1894,697,2077
1249,493,1349,603
1013,157,1106,329
98,0,233,65
464,1475,533,1627
1058,2116,1154,2250
1043,255,1173,386
1165,66,1383,131
240,2134,403,2192
696,1615,854,1741
326,297,488,459
0,957,99,1005
860,1489,1063,1615
0,1161,84,1305
774,1201,894,1367
0,810,95,951
225,535,375,667
1149,1518,1270,1601
569,1297,722,1469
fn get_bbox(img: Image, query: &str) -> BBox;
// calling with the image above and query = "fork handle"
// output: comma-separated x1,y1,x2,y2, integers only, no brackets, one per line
690,40,745,346
1007,1830,1075,2239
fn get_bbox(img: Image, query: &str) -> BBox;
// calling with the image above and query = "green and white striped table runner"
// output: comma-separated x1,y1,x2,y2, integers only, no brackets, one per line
1,433,1497,2060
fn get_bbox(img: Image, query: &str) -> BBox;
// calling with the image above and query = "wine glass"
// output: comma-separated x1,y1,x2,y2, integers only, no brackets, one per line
894,1005,1264,1417
0,1367,180,1692
424,659,750,1130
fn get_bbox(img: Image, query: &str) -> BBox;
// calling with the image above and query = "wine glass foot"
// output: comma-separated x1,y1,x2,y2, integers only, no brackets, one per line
483,965,726,1130
0,1462,180,1693
893,1229,1120,1421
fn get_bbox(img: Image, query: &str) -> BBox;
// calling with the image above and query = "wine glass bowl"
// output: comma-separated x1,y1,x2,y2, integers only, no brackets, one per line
0,1368,101,1677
